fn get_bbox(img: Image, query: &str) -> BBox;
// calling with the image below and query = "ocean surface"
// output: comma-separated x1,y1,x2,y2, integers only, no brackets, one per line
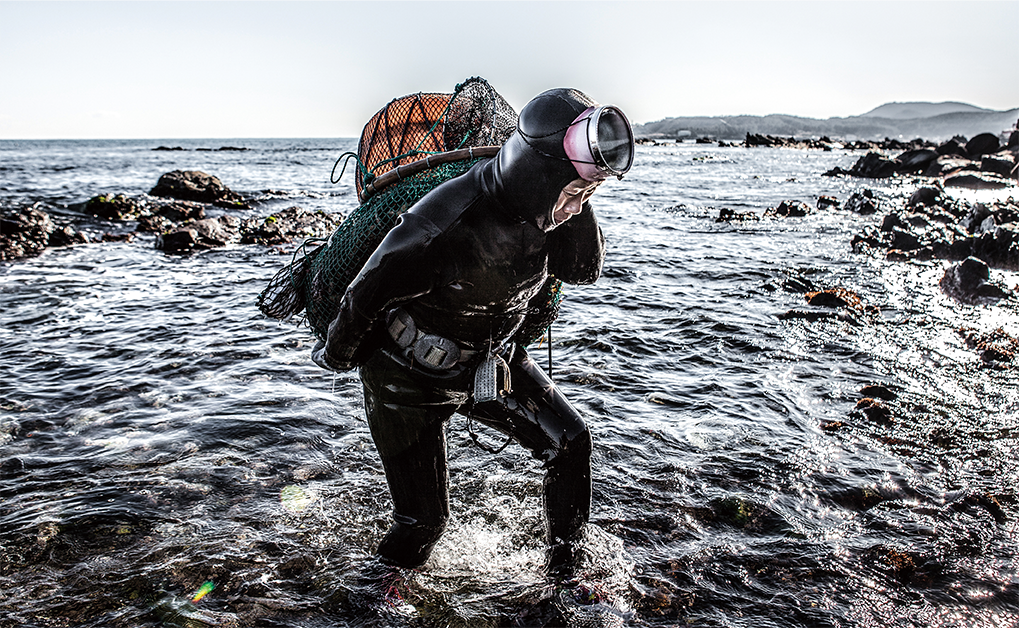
1,138,1017,628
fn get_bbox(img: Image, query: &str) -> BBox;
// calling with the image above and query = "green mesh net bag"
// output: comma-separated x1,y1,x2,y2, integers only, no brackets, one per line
257,77,565,347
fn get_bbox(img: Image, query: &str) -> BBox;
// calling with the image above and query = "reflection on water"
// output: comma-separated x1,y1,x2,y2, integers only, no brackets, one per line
1,141,1017,627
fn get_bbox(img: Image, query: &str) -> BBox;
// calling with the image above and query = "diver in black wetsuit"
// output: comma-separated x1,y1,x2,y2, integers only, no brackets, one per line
314,88,634,575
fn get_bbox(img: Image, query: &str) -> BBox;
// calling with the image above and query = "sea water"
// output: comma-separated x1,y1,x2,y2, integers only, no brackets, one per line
1,138,1017,627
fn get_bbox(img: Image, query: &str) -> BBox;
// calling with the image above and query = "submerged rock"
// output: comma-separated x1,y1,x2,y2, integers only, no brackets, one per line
1,207,55,261
1,206,89,261
939,257,1012,304
958,326,1018,367
764,200,811,218
846,190,878,215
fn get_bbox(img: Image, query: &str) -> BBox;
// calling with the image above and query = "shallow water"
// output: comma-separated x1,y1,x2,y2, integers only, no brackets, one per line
1,139,1017,627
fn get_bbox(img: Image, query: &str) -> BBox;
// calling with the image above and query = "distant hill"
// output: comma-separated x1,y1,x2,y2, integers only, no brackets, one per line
635,102,1019,142
860,102,993,119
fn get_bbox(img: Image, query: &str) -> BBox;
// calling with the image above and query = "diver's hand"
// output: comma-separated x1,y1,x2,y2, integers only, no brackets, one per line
311,339,355,372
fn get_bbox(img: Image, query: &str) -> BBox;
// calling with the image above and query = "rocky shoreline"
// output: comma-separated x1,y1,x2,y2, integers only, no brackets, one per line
1,170,342,261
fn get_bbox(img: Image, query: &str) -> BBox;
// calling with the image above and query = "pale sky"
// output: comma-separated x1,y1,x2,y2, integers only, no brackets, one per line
0,1,1016,139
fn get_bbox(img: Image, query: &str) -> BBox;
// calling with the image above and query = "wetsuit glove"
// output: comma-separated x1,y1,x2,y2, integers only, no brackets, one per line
311,339,356,372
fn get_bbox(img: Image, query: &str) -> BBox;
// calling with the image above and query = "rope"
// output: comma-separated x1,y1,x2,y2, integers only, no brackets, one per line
331,152,367,185
467,412,514,454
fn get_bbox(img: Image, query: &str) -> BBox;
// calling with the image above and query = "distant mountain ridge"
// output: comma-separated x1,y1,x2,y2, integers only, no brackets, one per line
859,101,993,119
635,101,1019,142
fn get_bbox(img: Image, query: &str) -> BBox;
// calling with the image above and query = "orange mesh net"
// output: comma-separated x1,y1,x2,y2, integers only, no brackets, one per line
355,93,453,197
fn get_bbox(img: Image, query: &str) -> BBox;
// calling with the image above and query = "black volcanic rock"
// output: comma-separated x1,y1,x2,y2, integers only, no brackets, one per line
149,170,243,205
939,257,1011,304
965,133,1000,157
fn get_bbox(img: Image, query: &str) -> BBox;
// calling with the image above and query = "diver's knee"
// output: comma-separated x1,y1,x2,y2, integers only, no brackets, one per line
554,422,592,465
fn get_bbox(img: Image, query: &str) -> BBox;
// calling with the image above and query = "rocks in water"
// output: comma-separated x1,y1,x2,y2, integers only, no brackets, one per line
817,195,840,210
156,216,242,254
846,190,878,215
923,156,977,177
85,193,146,220
965,133,1001,157
149,170,245,206
944,171,1012,190
895,148,938,174
239,206,343,246
847,152,899,178
1,207,56,261
765,200,812,218
805,287,862,309
823,129,1017,191
907,187,943,209
2,170,343,261
155,207,343,254
743,133,839,150
939,257,1012,304
853,194,1019,273
0,206,89,261
958,326,1018,367
716,207,760,222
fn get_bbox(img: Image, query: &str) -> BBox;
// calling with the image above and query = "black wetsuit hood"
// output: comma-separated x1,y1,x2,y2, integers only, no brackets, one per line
481,88,597,232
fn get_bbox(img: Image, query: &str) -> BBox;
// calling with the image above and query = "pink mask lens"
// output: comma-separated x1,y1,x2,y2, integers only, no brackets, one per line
564,106,634,181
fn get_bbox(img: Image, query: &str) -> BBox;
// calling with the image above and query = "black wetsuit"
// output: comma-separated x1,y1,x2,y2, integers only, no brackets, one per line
319,89,605,570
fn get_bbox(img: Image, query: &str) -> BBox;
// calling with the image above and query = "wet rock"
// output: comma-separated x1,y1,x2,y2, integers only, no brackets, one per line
49,224,89,248
239,206,343,246
805,287,862,309
939,257,1012,304
935,137,968,157
980,154,1017,177
155,201,206,223
854,398,893,425
958,326,1018,367
851,227,887,253
1,207,55,261
894,148,938,174
846,190,878,215
156,228,199,254
859,384,897,401
961,204,993,234
716,207,760,222
136,214,176,233
85,193,146,220
889,227,921,251
156,216,241,254
923,156,978,177
907,187,943,209
764,200,811,218
149,170,244,205
944,171,1013,190
887,247,934,262
965,133,1000,157
849,152,898,178
782,275,816,293
971,226,1019,270
817,195,839,210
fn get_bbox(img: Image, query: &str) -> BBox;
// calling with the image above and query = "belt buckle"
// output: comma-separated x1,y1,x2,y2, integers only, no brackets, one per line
412,333,461,370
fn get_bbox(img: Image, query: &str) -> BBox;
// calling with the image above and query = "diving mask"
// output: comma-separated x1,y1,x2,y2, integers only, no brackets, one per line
563,105,635,181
